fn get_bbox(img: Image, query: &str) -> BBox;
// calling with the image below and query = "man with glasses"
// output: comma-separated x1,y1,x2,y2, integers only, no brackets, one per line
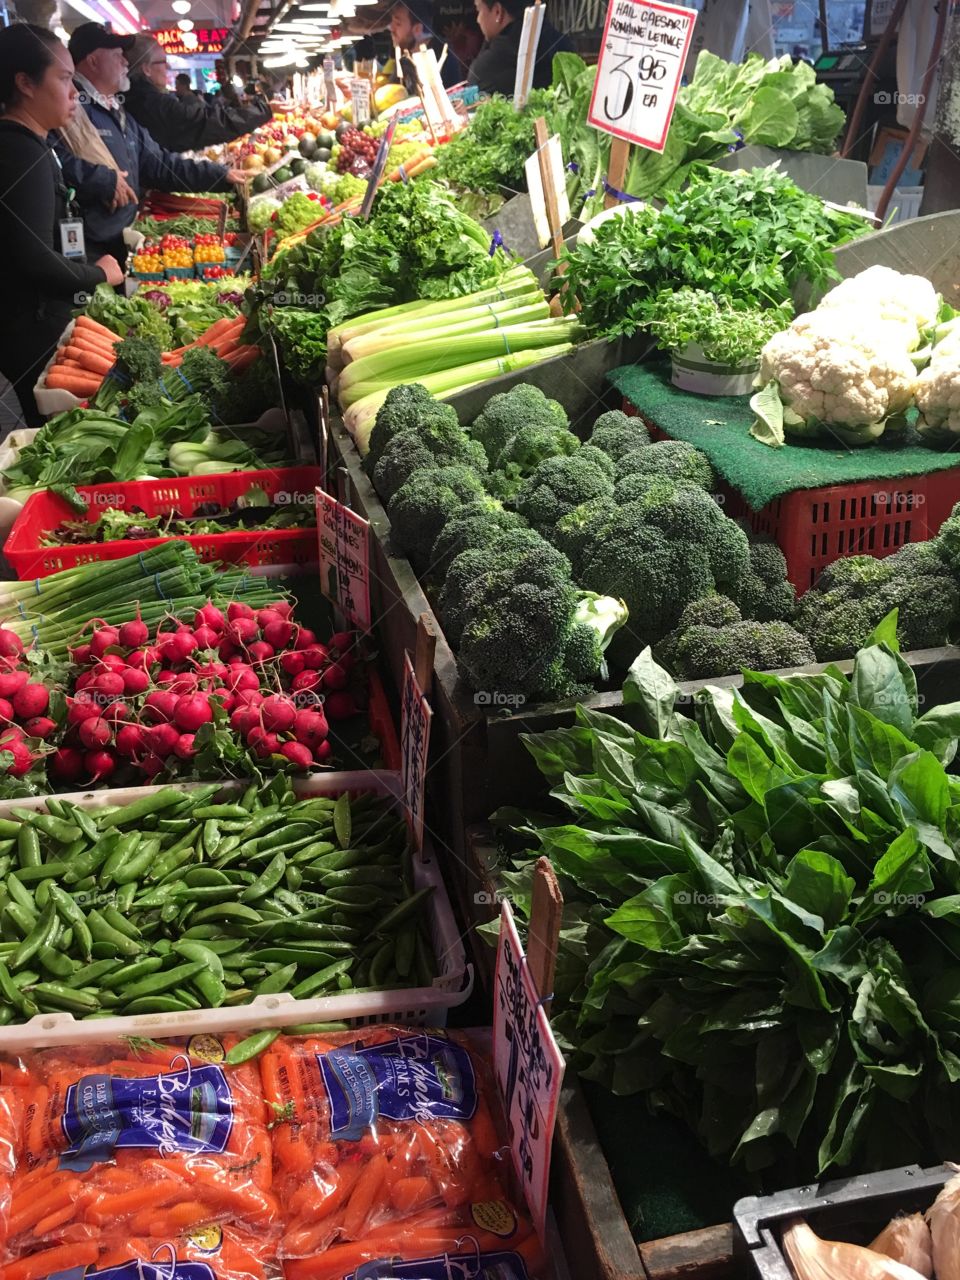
124,34,272,153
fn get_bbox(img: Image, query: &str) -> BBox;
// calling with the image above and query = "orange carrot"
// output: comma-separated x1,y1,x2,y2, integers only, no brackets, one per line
44,371,102,394
69,328,118,353
222,345,260,373
340,1151,387,1239
389,1174,436,1215
62,346,113,375
197,316,244,347
33,1201,78,1237
5,1243,100,1280
74,314,117,338
8,1175,80,1237
86,1178,180,1224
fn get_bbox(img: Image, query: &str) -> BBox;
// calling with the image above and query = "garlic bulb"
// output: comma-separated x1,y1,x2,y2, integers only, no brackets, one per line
869,1215,933,1278
783,1221,930,1280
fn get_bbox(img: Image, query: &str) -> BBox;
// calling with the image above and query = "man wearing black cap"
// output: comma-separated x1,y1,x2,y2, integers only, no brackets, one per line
389,0,464,90
54,23,245,269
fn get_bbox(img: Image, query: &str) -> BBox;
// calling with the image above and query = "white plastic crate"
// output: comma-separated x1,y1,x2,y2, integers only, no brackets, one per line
0,771,473,1048
867,184,924,224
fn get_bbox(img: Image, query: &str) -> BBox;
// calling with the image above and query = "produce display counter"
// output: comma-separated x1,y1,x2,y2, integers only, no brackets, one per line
610,362,960,592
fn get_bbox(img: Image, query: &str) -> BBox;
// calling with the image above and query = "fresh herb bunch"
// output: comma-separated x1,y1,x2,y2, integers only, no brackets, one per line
497,626,960,1182
83,282,174,348
640,290,792,366
434,90,558,194
558,165,869,337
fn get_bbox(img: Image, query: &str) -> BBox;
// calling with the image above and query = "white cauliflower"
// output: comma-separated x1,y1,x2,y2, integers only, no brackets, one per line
758,310,918,432
817,264,940,334
916,350,960,442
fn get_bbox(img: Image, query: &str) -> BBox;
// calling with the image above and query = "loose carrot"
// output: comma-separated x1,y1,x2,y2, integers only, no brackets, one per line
223,345,260,373
389,1174,436,1215
197,316,244,347
44,371,102,394
33,1200,78,1237
69,328,118,353
8,1175,80,1237
340,1151,387,1239
74,315,119,341
5,1242,100,1280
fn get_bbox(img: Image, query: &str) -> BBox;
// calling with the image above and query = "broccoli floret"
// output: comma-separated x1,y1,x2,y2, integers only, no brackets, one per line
458,579,579,702
553,497,618,577
387,465,487,568
517,451,615,533
666,617,816,680
677,595,744,631
616,439,715,490
364,384,459,471
469,383,569,464
798,546,959,660
589,409,650,462
372,421,487,503
430,500,524,578
438,527,567,644
731,537,798,623
489,422,580,502
932,504,960,577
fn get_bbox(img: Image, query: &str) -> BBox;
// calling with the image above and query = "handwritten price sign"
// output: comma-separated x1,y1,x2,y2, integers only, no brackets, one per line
587,0,697,152
316,489,372,632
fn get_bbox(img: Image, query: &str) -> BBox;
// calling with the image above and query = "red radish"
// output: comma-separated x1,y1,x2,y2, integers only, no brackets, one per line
174,694,213,732
330,631,355,654
218,640,239,661
247,641,275,664
103,702,130,726
294,628,317,651
321,663,349,691
227,601,255,622
12,683,49,720
89,626,120,658
226,665,259,693
300,645,328,670
0,670,29,699
260,694,296,733
3,739,35,776
139,752,166,779
118,616,149,649
233,688,263,708
122,667,150,696
270,601,294,619
79,717,112,749
226,617,259,646
293,708,328,747
174,733,197,760
75,672,94,692
231,705,259,736
314,739,333,762
256,607,284,628
193,625,219,650
70,642,92,665
291,669,321,693
194,661,228,681
280,650,306,677
194,603,225,631
212,689,236,713
67,694,100,725
127,648,158,671
95,654,127,672
91,671,125,699
0,628,24,657
280,740,313,768
168,674,199,696
158,631,196,663
116,724,145,758
50,746,84,781
247,727,280,758
23,716,56,740
85,749,116,780
325,691,358,719
143,690,179,724
0,698,13,725
0,726,23,746
147,722,179,758
263,618,294,649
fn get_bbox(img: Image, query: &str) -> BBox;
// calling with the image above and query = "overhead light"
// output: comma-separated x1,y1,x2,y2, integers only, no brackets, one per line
263,52,297,65
298,3,332,8
96,0,138,32
172,0,191,10
118,0,141,22
177,17,194,29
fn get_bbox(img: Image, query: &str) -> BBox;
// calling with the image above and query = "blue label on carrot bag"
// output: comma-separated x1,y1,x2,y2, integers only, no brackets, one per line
46,1261,216,1280
318,1032,477,1140
352,1251,530,1280
59,1059,234,1171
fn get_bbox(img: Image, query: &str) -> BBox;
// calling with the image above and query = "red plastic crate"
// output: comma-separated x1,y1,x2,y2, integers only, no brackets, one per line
624,401,960,595
5,468,323,580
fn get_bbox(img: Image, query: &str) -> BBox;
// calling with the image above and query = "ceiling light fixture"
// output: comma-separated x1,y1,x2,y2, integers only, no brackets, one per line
177,17,194,29
172,0,191,11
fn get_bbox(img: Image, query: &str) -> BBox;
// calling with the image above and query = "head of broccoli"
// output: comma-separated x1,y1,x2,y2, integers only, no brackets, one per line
469,383,569,465
372,420,487,504
517,450,615,532
364,384,459,470
553,496,619,578
430,499,524,581
730,535,798,623
387,465,487,569
616,439,715,490
589,408,650,462
488,421,580,502
663,613,816,680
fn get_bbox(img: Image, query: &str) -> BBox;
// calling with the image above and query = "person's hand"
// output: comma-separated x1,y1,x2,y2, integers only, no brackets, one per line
96,255,124,287
109,170,137,211
226,167,249,185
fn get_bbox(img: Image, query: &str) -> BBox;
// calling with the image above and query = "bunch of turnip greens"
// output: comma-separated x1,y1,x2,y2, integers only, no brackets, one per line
495,617,960,1182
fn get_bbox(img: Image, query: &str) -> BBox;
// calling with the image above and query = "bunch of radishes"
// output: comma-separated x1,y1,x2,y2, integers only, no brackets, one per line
0,627,56,778
49,601,360,786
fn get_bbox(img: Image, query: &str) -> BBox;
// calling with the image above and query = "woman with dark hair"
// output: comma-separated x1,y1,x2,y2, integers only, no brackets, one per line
468,0,572,94
0,23,122,427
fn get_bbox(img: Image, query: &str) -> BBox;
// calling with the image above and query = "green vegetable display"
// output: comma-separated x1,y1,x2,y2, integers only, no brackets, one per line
638,290,792,367
433,91,558,195
0,783,436,1020
495,628,960,1180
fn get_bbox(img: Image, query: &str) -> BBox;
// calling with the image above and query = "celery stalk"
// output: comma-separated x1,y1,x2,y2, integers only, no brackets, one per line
342,300,550,364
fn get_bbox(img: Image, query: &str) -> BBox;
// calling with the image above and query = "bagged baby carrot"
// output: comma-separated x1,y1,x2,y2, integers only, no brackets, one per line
2,1033,278,1254
259,1027,509,1257
4,1223,277,1280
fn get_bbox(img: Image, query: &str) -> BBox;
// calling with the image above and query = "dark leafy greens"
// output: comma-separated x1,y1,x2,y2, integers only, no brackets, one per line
433,91,558,195
496,620,960,1182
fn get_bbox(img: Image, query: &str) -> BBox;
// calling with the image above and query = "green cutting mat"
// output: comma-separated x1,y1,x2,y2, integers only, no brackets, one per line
607,363,960,510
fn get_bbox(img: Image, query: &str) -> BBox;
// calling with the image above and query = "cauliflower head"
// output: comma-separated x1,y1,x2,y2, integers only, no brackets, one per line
816,265,939,334
916,356,960,443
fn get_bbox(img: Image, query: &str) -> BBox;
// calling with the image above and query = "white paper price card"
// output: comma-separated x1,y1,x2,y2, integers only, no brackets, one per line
401,652,433,851
316,489,372,632
350,76,371,125
493,899,565,1240
524,134,570,250
588,0,697,152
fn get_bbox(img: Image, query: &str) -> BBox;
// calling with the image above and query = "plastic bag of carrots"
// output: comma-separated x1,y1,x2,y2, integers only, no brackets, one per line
259,1027,514,1258
0,1034,278,1257
5,1224,277,1280
283,1205,548,1280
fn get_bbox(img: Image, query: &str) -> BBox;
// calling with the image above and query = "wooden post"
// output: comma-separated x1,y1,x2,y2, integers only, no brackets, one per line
526,856,562,1010
533,116,564,262
414,613,437,700
604,136,631,210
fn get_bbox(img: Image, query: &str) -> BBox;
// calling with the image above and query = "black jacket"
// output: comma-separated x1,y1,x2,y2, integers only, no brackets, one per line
0,120,105,331
467,16,573,95
54,89,233,249
124,76,273,154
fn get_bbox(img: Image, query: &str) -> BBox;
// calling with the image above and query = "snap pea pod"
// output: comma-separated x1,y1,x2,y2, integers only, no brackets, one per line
16,825,41,870
11,809,81,844
226,1028,280,1063
121,961,205,1001
96,789,190,828
32,982,98,1013
291,957,354,999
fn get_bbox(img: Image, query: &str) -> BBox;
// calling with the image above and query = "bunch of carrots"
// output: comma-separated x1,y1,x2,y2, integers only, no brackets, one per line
387,151,436,182
161,314,260,373
42,316,120,400
4,1226,274,1280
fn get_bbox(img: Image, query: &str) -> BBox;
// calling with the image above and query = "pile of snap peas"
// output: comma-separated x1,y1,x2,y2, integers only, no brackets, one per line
0,781,438,1022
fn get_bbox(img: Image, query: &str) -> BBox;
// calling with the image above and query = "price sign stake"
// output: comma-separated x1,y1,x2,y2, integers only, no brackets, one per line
525,116,569,257
588,0,697,152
